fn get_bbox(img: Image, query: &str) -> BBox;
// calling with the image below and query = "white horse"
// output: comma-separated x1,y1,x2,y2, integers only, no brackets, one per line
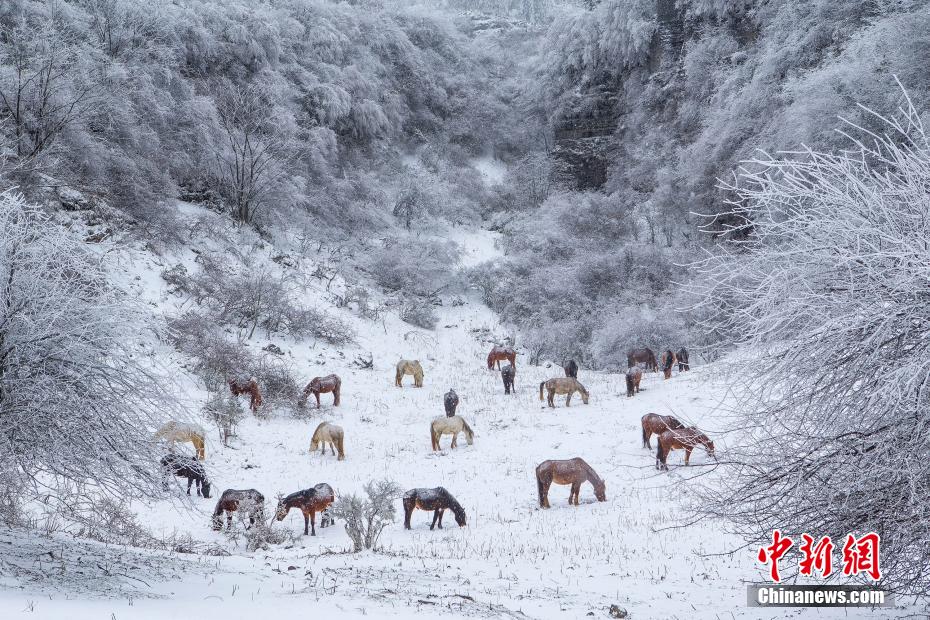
430,415,474,451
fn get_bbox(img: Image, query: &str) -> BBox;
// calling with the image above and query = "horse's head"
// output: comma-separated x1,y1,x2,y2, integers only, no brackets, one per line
274,499,289,521
211,513,223,531
581,388,589,405
452,504,467,527
594,479,607,502
705,438,716,460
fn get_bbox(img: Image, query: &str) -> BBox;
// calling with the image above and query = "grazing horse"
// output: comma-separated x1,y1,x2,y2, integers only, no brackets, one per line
563,359,578,378
656,427,716,470
501,364,516,394
161,454,212,498
677,348,690,372
395,359,424,387
154,421,206,460
625,366,643,397
403,487,466,530
299,374,341,409
539,377,589,408
229,377,263,412
536,458,606,508
486,345,516,370
640,413,685,449
444,389,459,417
627,348,658,372
211,489,264,531
275,483,335,536
430,415,474,451
310,422,345,460
661,350,676,379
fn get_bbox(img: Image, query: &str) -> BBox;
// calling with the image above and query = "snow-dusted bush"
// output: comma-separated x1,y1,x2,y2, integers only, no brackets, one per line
364,236,461,299
204,392,245,446
400,298,439,330
0,191,172,518
695,93,930,593
331,479,402,552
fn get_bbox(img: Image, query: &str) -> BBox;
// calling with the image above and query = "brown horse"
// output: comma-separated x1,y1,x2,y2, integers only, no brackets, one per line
625,366,643,397
275,483,335,536
487,345,516,370
677,348,690,372
539,377,589,408
660,350,677,379
627,348,658,372
403,487,466,530
641,413,685,449
656,427,716,470
211,489,265,531
229,377,263,412
536,458,606,508
501,364,515,394
299,374,341,409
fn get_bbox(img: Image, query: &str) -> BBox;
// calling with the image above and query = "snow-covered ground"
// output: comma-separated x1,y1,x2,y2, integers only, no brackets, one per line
0,212,920,619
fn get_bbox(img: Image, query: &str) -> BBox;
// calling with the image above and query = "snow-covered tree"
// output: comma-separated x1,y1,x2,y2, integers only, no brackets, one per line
0,191,172,518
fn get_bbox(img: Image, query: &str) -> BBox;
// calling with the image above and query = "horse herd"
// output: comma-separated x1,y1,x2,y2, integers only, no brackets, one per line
156,343,713,537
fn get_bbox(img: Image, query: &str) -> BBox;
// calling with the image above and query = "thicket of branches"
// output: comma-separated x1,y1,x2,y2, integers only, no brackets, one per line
694,92,930,594
0,191,172,521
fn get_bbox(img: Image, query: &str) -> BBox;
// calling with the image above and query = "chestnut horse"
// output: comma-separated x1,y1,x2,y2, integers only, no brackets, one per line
660,350,676,379
501,364,515,394
275,483,335,536
395,359,424,387
539,377,589,408
536,458,606,508
444,388,459,417
487,345,516,370
640,413,685,449
211,489,265,530
564,359,578,378
677,347,690,372
403,487,466,530
627,348,658,372
229,377,263,412
299,374,341,409
310,422,345,460
625,366,643,397
656,427,716,470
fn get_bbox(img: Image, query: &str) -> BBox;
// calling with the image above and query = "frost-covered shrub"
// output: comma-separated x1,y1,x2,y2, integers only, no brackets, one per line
400,298,439,330
332,479,402,552
204,392,245,446
364,236,461,298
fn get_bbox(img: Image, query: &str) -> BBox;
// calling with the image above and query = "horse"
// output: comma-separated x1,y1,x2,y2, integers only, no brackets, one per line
535,458,606,508
229,376,263,412
640,413,685,449
275,483,335,536
625,366,643,398
154,421,206,460
486,345,516,370
395,359,424,388
539,377,589,408
211,489,265,531
430,415,474,451
444,388,459,417
627,348,658,372
501,364,516,394
299,374,341,409
310,422,345,460
677,347,690,372
403,487,466,530
656,427,716,470
160,454,212,498
563,359,578,378
661,350,676,379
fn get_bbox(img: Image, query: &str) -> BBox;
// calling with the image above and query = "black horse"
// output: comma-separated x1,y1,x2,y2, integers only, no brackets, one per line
444,389,459,417
501,364,516,394
403,487,466,530
677,347,690,372
161,454,211,498
563,359,578,379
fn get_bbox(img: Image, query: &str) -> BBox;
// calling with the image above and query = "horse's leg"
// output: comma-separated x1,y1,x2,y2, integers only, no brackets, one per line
403,500,413,530
685,447,692,466
570,482,580,505
310,511,316,536
451,432,458,449
315,392,321,409
566,392,572,407
186,477,193,495
430,510,439,531
547,389,554,408
437,509,445,529
302,511,310,536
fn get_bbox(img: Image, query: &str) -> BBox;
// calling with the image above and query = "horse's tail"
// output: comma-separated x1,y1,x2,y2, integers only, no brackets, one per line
642,424,649,448
430,421,439,451
461,419,474,445
191,433,205,460
656,436,666,469
395,364,403,386
539,381,545,401
536,472,547,508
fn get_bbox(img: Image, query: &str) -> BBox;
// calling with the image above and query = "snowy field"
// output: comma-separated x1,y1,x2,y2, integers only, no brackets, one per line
0,217,920,619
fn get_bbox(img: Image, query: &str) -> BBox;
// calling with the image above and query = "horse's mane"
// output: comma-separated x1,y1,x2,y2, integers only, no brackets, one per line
574,379,589,395
438,487,466,522
461,418,474,440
